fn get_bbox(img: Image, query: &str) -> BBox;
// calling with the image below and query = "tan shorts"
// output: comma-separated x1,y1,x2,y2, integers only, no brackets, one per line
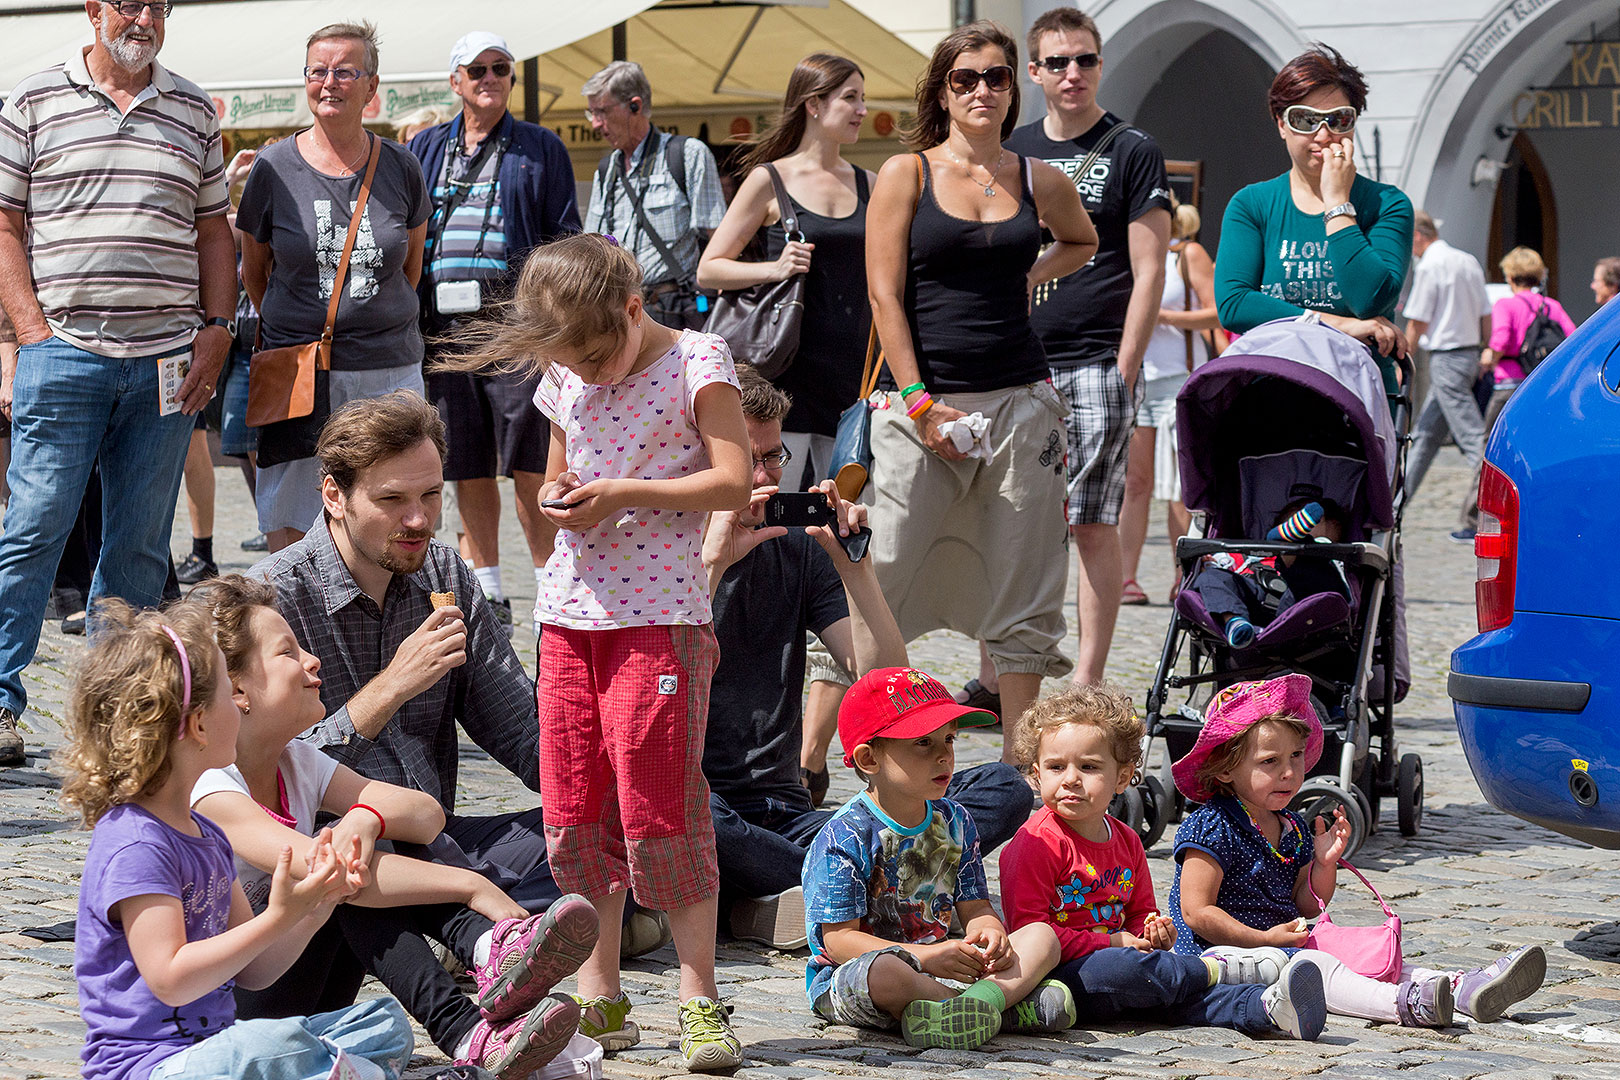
867,381,1074,679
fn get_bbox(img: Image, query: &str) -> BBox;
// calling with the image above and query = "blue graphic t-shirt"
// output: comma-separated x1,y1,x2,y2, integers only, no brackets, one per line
801,793,988,998
1168,794,1311,955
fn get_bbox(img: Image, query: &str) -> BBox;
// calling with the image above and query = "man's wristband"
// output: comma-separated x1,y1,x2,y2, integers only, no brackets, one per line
899,381,927,399
349,803,386,837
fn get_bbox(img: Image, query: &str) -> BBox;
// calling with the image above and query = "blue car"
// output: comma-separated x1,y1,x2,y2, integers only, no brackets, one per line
1450,298,1620,848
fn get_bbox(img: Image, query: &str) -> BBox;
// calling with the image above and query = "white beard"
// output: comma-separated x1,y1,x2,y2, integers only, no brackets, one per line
99,14,159,72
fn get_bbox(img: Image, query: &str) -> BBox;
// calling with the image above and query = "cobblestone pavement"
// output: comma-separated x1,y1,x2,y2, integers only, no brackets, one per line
5,453,1620,1079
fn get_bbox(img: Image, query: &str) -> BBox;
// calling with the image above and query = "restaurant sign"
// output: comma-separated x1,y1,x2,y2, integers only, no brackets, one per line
208,80,457,130
1512,36,1620,129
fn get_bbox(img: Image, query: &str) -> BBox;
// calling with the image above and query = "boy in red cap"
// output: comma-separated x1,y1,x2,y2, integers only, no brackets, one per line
799,667,1073,1050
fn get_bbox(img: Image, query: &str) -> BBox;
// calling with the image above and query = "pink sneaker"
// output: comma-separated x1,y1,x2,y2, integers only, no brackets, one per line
457,994,581,1079
475,894,599,1022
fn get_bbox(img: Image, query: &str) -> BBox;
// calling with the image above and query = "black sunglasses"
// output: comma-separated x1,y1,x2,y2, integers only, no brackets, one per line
946,65,1014,95
462,61,513,81
1039,52,1101,73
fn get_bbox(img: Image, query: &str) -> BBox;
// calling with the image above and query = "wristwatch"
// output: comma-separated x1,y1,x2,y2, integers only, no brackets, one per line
1323,202,1357,224
205,315,237,336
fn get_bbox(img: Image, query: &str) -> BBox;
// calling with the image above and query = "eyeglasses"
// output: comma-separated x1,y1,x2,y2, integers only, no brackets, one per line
1038,53,1100,73
753,447,793,470
946,65,1015,96
304,66,371,85
462,62,513,81
1282,105,1358,136
104,0,171,17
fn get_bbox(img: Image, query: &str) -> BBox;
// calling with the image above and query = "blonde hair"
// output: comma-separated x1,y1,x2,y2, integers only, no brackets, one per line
1014,684,1144,779
1500,246,1546,288
1172,202,1201,241
1195,712,1315,799
438,233,643,379
56,601,222,827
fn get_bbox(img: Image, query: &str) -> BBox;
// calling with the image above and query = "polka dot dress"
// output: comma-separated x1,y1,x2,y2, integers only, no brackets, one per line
1167,794,1312,955
534,330,739,629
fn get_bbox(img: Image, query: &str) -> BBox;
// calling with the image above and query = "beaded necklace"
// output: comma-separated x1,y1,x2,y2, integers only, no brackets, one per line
1238,799,1304,863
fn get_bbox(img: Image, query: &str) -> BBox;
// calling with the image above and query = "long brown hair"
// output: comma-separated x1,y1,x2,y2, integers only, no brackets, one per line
738,53,864,174
904,20,1021,150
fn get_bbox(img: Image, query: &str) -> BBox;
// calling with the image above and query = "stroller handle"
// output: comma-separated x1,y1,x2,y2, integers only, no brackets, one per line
1175,537,1390,574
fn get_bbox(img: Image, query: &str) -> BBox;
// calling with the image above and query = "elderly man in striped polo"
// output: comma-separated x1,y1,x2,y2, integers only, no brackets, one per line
0,0,236,765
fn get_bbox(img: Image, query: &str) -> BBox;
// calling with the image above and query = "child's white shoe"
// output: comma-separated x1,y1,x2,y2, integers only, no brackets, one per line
1261,956,1326,1040
1203,945,1289,985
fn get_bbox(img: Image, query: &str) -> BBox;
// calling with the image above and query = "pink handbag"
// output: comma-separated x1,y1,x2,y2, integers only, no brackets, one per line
1303,859,1402,982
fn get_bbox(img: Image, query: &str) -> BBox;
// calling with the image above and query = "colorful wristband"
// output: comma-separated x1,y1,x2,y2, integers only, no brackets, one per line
899,381,927,399
350,803,386,837
906,393,934,419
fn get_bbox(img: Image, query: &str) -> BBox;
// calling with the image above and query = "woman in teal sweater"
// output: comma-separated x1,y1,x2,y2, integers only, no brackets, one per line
1215,45,1412,392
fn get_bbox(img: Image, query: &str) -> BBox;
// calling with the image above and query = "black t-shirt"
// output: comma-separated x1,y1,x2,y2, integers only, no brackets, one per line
1005,113,1172,367
705,530,848,806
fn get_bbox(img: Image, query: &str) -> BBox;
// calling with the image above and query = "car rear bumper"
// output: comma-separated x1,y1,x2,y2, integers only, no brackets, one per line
1452,610,1620,848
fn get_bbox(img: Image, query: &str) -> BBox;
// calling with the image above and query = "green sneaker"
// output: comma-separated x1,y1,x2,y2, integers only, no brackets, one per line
678,996,743,1072
1002,978,1076,1033
900,993,1002,1050
572,991,640,1052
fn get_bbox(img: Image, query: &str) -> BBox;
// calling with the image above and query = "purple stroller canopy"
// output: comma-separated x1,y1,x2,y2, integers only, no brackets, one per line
1177,318,1398,534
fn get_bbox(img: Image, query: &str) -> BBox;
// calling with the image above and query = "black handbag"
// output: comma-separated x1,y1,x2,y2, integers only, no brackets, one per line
829,324,885,501
704,163,805,379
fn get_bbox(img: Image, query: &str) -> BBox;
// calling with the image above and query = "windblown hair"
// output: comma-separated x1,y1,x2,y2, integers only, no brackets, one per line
191,575,280,681
738,53,864,174
1196,713,1316,799
1013,684,1143,779
1500,246,1546,288
1267,43,1367,119
57,600,222,827
439,233,644,381
317,390,447,498
1026,6,1102,59
736,361,792,423
904,21,1021,150
308,20,380,76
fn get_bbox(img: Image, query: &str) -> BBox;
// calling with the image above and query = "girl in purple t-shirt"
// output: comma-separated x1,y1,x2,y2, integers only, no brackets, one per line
59,600,412,1080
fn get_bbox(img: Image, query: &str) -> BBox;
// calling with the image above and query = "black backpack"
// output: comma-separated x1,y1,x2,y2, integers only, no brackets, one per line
1517,291,1567,373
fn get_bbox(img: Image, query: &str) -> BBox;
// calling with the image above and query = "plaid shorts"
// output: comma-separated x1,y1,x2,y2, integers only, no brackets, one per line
538,623,720,909
1052,362,1144,525
809,946,922,1029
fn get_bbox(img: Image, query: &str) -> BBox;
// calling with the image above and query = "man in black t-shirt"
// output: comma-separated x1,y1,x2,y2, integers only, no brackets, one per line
700,369,1035,949
1003,6,1173,688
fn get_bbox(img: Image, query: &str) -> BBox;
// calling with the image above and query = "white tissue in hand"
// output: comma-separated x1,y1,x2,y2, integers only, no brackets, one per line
938,412,991,460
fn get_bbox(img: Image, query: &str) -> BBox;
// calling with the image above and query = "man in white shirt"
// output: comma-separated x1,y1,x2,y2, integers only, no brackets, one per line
1401,210,1491,543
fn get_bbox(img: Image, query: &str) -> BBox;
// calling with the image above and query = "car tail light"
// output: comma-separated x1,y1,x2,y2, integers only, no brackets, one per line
1475,460,1519,632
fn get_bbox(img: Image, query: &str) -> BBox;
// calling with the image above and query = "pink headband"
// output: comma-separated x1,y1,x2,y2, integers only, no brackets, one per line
159,625,192,737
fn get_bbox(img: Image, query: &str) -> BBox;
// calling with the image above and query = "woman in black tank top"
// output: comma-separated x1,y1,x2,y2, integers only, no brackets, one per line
865,22,1099,743
698,54,874,478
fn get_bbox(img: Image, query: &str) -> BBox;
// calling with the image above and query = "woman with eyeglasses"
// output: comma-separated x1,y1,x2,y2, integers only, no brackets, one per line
237,21,431,552
865,20,1098,746
1214,44,1414,392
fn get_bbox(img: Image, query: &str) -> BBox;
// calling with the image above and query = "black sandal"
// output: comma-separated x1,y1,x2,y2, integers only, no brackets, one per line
959,678,1002,716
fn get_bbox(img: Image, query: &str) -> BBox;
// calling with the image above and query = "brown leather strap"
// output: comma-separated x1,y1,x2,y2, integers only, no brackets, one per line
1180,245,1195,372
318,133,381,369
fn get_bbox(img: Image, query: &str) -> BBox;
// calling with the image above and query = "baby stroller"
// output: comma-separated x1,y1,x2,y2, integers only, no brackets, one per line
1123,317,1422,860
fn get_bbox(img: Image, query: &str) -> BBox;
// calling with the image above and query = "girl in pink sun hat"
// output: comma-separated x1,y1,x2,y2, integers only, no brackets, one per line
1165,673,1547,1028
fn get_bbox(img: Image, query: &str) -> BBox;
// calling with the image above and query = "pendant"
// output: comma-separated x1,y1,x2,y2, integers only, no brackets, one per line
984,184,996,197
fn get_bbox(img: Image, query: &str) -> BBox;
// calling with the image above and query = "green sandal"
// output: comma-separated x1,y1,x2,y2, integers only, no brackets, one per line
573,990,640,1052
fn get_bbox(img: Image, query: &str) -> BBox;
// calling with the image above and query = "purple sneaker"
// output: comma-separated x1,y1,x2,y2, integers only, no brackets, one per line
475,894,599,1022
1395,975,1454,1028
1455,945,1546,1023
457,994,581,1079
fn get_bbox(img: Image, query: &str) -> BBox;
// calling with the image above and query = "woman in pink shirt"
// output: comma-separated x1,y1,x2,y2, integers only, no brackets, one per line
1480,246,1576,432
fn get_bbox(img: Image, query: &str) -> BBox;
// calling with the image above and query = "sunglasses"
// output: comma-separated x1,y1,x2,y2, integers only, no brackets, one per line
462,61,513,81
1282,105,1358,136
946,65,1015,95
1038,53,1101,73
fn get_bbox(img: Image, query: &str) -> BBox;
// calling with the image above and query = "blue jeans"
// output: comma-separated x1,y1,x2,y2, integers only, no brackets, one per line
711,761,1036,899
148,998,413,1080
0,336,195,712
219,344,256,457
1055,948,1272,1035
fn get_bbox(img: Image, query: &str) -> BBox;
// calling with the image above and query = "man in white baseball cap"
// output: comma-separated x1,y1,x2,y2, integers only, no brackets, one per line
407,32,580,638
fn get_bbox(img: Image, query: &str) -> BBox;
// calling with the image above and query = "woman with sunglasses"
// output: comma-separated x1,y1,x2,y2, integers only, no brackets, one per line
238,21,431,552
698,54,871,487
865,20,1097,746
1214,45,1414,392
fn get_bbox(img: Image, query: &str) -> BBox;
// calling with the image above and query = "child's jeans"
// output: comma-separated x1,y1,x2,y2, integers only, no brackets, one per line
1054,948,1273,1036
148,998,412,1080
539,623,720,909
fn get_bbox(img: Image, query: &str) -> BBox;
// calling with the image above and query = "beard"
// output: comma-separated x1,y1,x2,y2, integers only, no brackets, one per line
373,530,432,576
99,11,160,72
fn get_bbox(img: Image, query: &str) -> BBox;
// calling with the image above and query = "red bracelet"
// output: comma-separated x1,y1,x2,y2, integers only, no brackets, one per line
350,803,386,837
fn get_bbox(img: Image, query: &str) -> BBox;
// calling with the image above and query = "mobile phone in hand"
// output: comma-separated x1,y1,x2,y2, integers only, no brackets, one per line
541,497,582,510
762,491,833,528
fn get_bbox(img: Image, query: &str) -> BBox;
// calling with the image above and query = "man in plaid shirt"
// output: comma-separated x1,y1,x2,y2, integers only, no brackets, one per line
252,391,560,910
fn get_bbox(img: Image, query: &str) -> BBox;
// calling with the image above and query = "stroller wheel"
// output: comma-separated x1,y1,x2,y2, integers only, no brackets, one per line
1112,785,1146,837
1139,775,1170,849
1291,779,1368,860
1397,753,1424,837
